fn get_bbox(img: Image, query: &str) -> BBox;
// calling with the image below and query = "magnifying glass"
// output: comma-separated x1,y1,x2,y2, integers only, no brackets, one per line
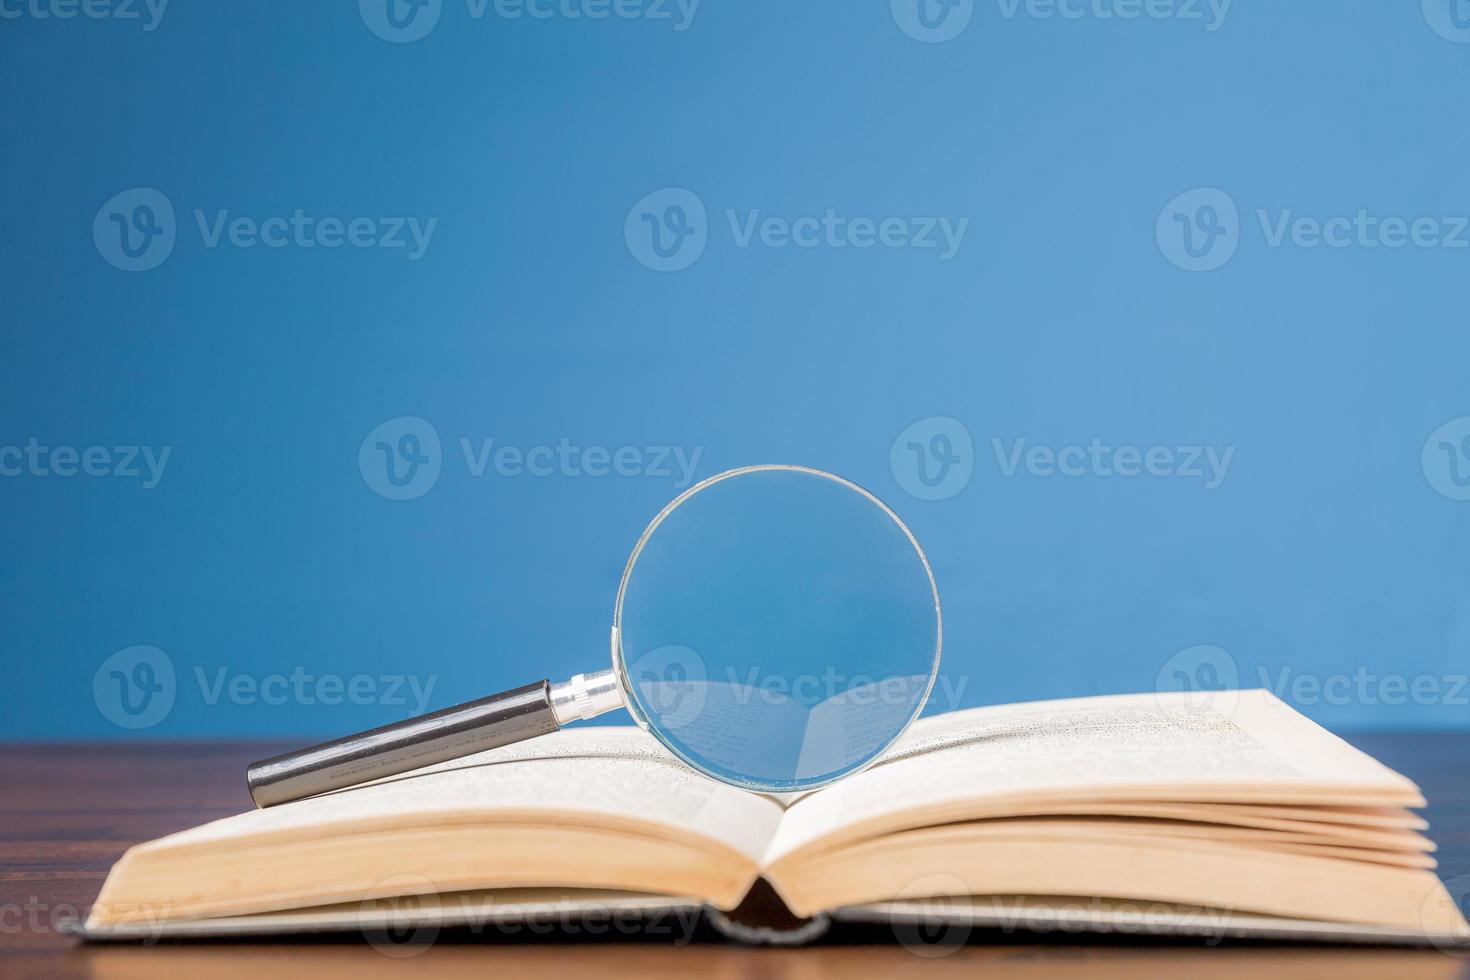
246,464,942,806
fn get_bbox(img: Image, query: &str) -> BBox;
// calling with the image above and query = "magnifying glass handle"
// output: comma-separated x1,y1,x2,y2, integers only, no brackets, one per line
245,671,622,808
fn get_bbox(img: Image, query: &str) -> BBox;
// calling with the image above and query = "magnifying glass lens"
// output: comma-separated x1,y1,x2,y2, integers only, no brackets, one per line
617,468,940,792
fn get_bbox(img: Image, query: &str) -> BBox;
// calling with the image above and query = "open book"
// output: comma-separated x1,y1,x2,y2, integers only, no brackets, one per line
82,690,1470,946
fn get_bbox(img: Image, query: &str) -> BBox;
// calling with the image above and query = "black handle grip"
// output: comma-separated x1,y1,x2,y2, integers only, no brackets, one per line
246,680,559,807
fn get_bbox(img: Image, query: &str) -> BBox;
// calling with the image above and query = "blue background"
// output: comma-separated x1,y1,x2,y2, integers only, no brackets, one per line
4,1,1469,737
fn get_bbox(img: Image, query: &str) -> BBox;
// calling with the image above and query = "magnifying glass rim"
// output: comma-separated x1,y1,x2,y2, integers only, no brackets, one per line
609,463,944,792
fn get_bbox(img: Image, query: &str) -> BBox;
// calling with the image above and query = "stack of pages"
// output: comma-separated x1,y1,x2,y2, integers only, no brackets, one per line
82,689,1470,946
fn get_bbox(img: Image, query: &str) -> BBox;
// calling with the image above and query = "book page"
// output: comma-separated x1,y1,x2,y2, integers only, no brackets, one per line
793,673,930,779
765,689,1423,864
634,673,929,782
155,727,783,865
632,676,811,777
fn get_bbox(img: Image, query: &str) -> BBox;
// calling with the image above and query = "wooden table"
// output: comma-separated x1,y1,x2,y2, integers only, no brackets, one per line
3,735,1469,979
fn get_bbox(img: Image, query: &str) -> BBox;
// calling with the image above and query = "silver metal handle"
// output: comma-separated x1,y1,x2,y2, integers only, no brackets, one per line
246,670,624,808
548,669,625,725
